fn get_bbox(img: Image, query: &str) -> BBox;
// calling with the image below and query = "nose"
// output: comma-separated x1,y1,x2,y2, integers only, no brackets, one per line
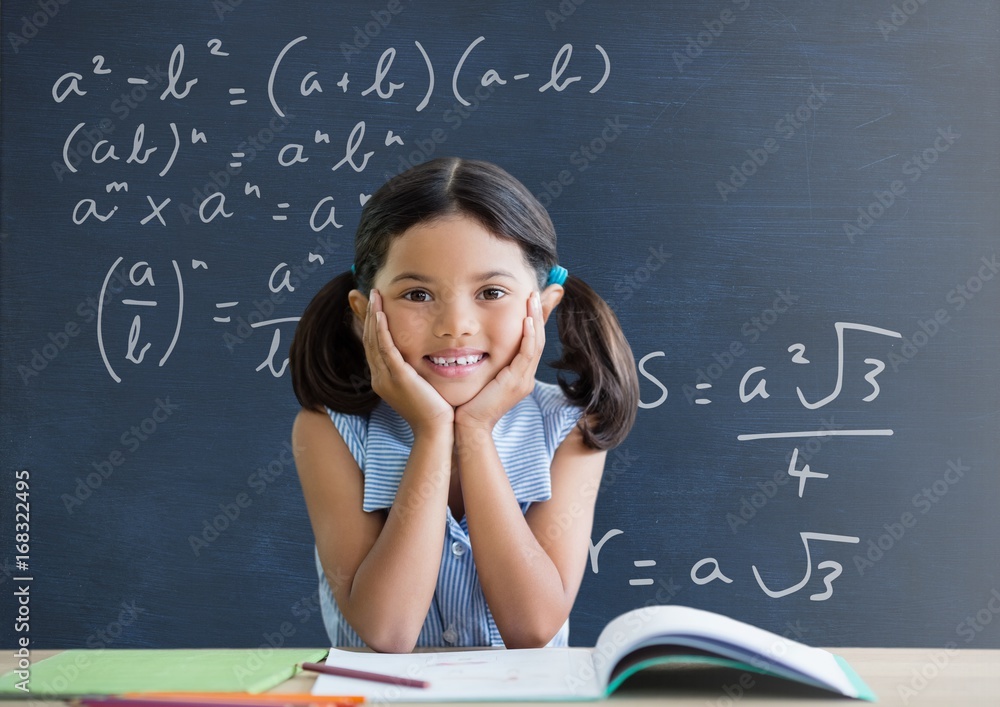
431,293,479,339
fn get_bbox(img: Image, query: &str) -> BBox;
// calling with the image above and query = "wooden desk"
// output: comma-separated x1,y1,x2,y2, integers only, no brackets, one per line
2,648,998,706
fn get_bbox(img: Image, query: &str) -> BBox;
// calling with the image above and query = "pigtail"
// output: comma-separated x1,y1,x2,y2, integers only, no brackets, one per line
289,271,378,415
551,274,639,450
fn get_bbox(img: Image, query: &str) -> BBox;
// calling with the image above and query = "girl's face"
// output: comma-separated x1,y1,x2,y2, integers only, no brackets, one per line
352,215,560,407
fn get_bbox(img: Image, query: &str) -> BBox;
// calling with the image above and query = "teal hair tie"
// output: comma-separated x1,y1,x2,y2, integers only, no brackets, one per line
350,264,356,275
546,264,568,287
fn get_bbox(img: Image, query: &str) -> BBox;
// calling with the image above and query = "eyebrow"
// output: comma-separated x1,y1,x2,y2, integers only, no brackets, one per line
388,269,519,285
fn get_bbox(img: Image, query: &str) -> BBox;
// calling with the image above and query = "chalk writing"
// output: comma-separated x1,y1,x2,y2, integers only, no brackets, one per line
638,321,902,417
52,35,611,224
599,530,859,601
96,251,335,382
604,320,901,600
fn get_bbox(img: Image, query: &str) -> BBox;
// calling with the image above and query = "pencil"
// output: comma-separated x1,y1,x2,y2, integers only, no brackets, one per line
300,662,429,689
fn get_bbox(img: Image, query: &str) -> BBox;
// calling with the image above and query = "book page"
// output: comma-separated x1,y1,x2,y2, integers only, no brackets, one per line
592,606,857,697
311,647,601,701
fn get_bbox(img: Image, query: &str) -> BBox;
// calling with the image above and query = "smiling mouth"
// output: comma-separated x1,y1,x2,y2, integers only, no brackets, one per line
426,353,487,367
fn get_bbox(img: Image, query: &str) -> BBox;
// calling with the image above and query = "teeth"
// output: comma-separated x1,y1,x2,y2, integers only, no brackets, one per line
430,354,484,366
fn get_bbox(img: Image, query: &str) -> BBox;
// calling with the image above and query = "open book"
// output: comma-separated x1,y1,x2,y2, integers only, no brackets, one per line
311,605,875,701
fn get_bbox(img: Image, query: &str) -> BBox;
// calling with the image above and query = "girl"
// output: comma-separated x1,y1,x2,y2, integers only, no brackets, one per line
290,157,638,652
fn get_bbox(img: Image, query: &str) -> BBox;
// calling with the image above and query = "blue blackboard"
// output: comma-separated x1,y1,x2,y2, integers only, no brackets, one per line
2,0,999,651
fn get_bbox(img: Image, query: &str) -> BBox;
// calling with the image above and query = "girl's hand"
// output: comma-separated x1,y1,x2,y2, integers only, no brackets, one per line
363,289,454,435
455,292,544,433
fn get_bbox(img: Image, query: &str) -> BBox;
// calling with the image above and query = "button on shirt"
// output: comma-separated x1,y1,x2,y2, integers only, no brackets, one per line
316,381,582,648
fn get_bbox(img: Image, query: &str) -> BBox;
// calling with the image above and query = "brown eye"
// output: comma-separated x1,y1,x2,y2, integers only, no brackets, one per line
403,290,431,302
481,288,506,301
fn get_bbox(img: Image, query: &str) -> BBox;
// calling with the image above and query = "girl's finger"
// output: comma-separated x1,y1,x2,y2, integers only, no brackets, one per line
361,300,387,392
507,295,542,382
374,309,399,365
362,291,379,360
370,294,411,378
521,292,544,359
364,290,395,380
530,291,545,352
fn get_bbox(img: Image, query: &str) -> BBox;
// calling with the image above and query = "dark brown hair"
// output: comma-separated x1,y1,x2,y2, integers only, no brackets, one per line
290,157,638,449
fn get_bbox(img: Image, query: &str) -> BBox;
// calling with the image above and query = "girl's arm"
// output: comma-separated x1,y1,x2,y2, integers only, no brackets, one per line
293,409,453,653
454,291,607,647
455,419,606,648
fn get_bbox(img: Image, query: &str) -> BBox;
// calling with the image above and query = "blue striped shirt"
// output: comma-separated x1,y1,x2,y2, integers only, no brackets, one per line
316,380,583,648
